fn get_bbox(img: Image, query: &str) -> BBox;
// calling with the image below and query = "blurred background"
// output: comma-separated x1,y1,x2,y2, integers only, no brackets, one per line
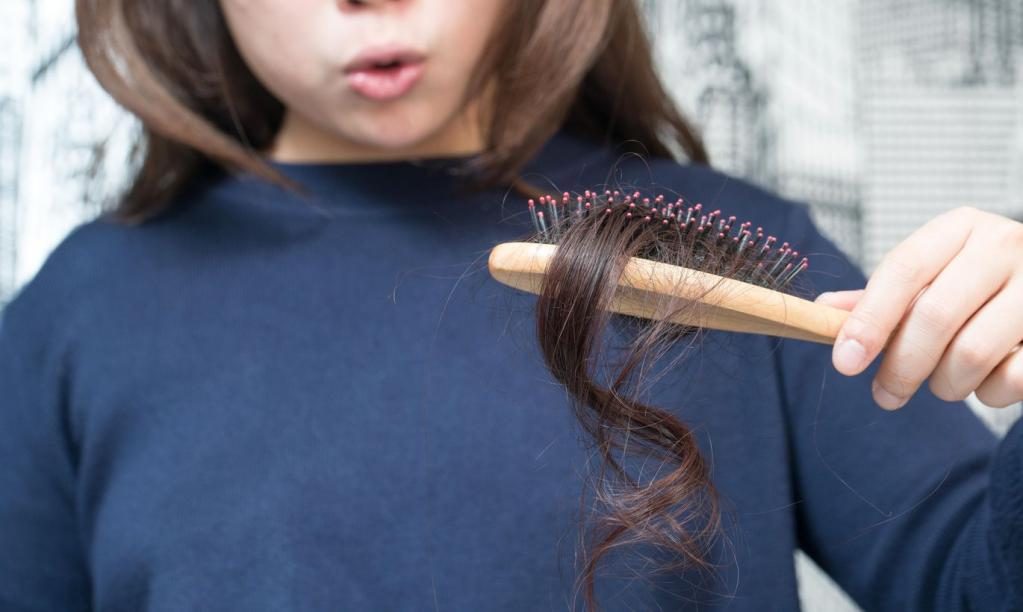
1,1,1021,609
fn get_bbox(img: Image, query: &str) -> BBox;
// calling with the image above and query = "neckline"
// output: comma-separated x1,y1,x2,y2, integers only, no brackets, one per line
200,127,606,214
258,155,483,215
266,151,481,174
260,127,597,188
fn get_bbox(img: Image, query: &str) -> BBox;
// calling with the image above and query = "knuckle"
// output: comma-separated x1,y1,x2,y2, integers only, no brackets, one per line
911,294,955,333
973,387,995,407
845,311,886,353
1011,385,1023,405
1005,221,1023,251
881,255,924,287
951,336,991,371
1009,358,1023,397
928,375,971,402
878,366,919,397
989,220,1023,250
976,387,1014,409
974,357,1023,408
951,205,980,219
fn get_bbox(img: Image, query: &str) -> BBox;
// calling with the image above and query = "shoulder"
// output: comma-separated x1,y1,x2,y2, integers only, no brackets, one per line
0,182,214,342
1,216,135,342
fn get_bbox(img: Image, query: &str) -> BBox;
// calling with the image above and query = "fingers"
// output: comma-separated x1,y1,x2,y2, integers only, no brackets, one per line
869,239,1012,409
814,289,864,311
832,207,977,377
974,344,1023,408
929,276,1023,402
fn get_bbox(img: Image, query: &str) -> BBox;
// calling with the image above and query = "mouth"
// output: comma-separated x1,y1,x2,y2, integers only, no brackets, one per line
343,46,426,101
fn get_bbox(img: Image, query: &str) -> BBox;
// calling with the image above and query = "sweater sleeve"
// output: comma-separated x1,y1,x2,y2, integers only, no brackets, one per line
0,274,92,610
775,202,1022,611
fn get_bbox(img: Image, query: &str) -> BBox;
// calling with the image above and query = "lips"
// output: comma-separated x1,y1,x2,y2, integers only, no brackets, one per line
343,46,426,101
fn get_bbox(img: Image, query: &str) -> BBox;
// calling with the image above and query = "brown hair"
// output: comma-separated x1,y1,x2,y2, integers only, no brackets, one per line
532,191,741,608
75,0,715,608
74,0,707,222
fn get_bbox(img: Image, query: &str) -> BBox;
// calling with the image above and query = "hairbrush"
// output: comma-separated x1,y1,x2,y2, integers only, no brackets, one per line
488,189,851,344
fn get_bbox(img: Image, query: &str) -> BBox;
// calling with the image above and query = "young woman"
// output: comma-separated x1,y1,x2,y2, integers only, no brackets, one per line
1,0,1020,610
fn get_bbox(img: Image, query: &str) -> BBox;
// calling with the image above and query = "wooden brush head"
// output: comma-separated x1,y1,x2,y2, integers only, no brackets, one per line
488,189,850,344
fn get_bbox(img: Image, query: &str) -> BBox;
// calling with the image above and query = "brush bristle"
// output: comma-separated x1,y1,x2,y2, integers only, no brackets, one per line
526,189,809,291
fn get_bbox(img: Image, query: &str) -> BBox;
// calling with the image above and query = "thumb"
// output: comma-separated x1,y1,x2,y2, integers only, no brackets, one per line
814,289,865,311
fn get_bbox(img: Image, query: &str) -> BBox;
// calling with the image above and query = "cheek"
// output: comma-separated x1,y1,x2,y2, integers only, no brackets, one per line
220,0,327,105
430,0,505,80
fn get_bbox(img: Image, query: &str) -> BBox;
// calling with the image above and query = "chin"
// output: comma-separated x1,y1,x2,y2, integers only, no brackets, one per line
351,128,434,152
339,104,461,155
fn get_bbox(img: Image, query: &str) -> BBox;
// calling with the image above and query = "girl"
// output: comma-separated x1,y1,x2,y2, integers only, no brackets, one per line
1,0,1020,610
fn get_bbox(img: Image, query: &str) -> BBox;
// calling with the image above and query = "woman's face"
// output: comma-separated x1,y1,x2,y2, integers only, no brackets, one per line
219,0,505,154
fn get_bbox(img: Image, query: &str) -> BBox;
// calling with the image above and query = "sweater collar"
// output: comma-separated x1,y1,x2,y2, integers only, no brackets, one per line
193,127,606,219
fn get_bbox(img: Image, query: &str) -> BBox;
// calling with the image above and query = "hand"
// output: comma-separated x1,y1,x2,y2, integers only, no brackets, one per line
814,206,1023,410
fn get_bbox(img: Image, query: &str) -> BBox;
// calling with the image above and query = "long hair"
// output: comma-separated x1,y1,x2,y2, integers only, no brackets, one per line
532,191,743,608
74,1,717,609
74,0,707,222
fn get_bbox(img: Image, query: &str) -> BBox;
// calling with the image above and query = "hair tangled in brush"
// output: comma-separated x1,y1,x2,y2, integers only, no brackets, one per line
526,188,808,609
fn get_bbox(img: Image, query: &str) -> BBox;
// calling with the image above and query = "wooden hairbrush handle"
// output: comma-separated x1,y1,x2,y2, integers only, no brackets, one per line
488,241,850,345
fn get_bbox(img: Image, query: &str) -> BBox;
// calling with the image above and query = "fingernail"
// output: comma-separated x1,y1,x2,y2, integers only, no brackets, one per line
872,380,907,410
815,291,834,303
833,337,867,374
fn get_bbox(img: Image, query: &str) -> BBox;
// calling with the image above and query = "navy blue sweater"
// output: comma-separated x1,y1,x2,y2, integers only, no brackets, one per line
1,129,1020,611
